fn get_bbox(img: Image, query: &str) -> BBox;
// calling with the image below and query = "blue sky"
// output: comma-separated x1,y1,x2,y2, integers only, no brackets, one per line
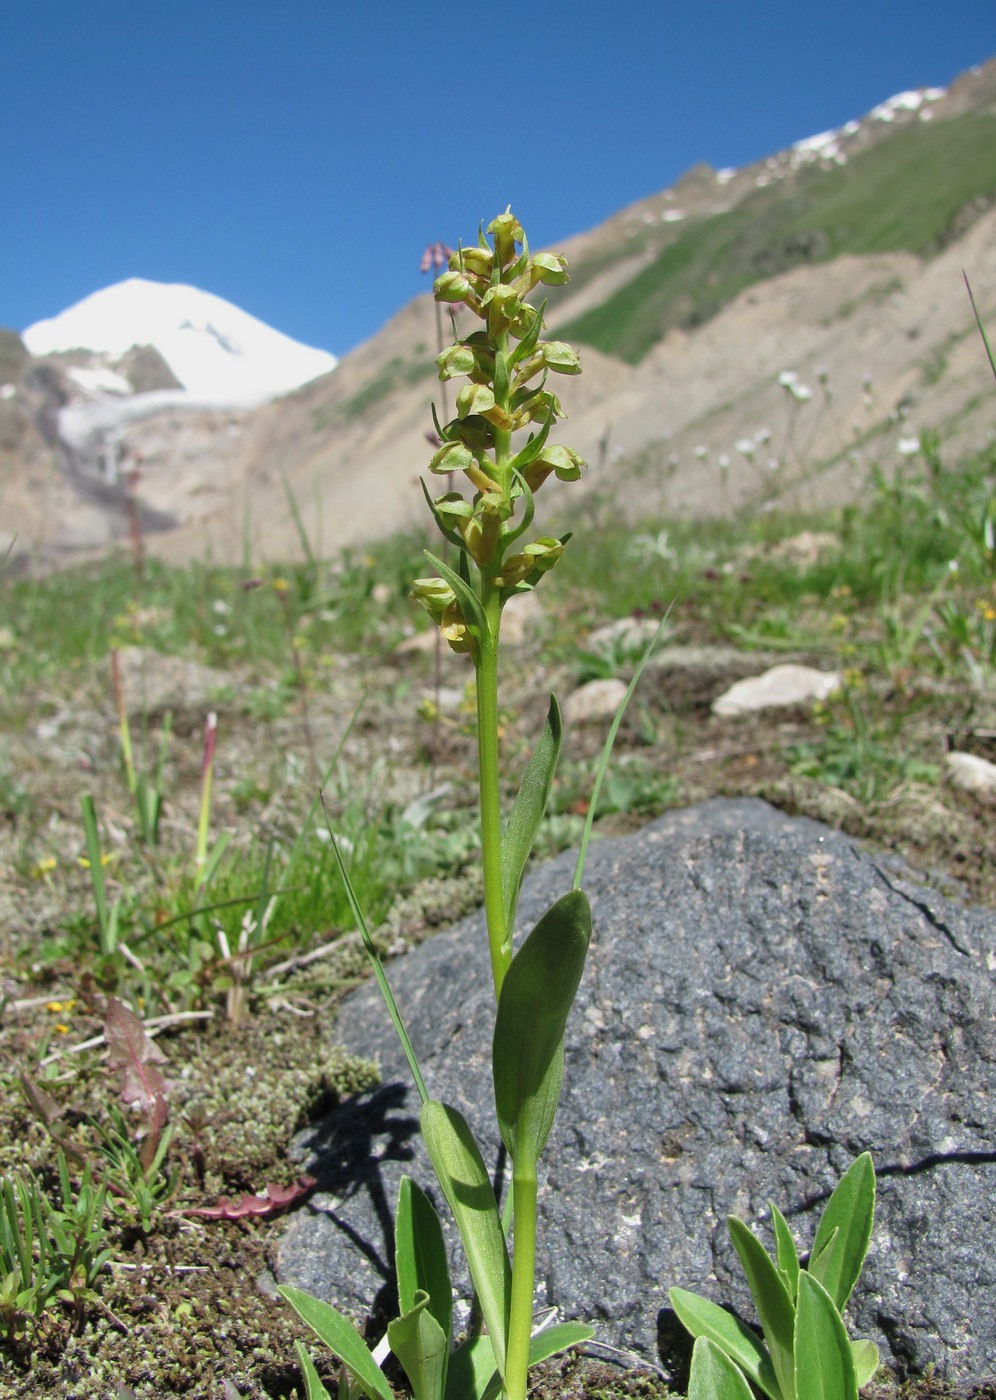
4,2,996,358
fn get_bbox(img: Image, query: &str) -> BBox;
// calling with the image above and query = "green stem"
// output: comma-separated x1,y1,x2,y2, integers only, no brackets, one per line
478,327,514,1000
477,579,508,997
505,1163,537,1400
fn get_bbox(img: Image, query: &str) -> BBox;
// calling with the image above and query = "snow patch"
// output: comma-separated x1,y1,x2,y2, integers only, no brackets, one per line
23,278,337,407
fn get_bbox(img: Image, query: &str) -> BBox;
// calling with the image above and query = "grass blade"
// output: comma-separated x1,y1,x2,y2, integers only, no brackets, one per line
321,791,429,1105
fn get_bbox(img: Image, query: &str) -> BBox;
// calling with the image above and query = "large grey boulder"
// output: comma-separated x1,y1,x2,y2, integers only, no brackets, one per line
276,798,996,1385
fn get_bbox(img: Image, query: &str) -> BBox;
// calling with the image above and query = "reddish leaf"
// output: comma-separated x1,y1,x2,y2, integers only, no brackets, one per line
185,1175,317,1221
103,997,170,1168
104,997,169,1117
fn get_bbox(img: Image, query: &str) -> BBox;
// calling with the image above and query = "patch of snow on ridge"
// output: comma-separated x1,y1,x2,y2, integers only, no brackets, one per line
23,279,337,406
871,86,946,123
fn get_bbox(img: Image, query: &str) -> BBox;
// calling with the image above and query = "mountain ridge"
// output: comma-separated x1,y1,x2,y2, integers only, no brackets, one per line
2,56,995,572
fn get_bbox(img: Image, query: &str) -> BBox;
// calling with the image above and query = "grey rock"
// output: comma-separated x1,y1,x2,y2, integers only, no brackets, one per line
276,798,996,1384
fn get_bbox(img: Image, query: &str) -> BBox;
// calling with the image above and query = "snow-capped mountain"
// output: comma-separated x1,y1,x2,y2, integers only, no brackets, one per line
22,278,337,406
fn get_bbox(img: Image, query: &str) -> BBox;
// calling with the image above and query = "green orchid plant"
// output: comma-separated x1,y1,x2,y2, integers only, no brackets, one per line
280,210,640,1400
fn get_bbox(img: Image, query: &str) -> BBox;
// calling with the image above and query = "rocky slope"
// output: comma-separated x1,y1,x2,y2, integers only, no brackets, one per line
3,59,995,572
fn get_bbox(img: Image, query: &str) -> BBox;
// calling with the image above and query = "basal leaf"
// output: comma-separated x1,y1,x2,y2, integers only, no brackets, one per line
809,1153,875,1311
492,889,591,1169
500,695,562,935
793,1273,858,1400
688,1336,756,1400
668,1287,780,1400
396,1176,452,1345
387,1289,449,1400
728,1217,797,1400
420,1100,511,1380
277,1286,394,1400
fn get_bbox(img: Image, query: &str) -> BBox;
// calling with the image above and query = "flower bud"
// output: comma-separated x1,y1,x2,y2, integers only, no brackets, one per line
529,252,569,286
436,344,477,381
435,269,486,313
456,383,515,433
493,536,564,588
482,283,524,339
520,443,584,491
429,440,474,475
454,246,494,278
487,211,525,268
541,341,581,375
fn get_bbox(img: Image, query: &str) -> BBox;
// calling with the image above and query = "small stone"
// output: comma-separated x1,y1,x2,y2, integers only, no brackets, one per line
712,663,840,715
945,750,996,794
587,616,664,652
564,677,629,724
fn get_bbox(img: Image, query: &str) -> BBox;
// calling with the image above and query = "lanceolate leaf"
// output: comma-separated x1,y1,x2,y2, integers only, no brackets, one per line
808,1152,875,1311
492,889,591,1170
420,1100,511,1379
793,1273,858,1400
728,1217,797,1400
387,1290,449,1400
688,1337,756,1400
396,1177,453,1347
668,1287,780,1400
277,1286,394,1400
500,695,562,935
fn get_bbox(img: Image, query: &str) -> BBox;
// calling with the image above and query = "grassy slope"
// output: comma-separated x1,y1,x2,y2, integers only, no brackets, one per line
559,111,996,363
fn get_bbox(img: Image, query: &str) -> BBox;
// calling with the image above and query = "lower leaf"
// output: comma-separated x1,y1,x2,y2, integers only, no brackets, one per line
688,1336,756,1400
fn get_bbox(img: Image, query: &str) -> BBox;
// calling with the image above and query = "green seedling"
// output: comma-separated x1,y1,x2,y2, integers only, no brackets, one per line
671,1152,878,1400
0,1150,113,1347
